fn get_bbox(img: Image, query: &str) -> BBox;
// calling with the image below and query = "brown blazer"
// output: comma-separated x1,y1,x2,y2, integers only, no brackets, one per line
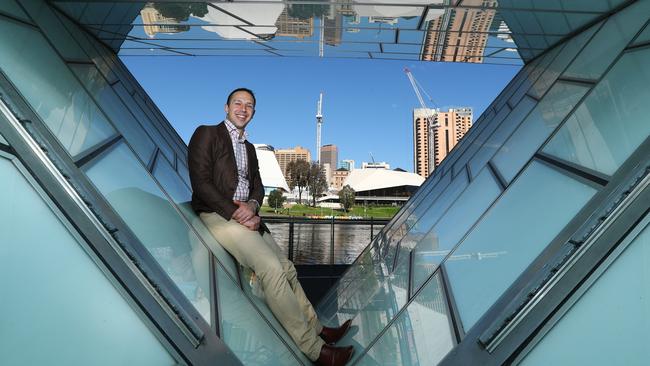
188,122,267,233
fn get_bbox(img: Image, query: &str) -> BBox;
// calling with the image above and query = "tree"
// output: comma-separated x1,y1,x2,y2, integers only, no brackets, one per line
338,185,355,212
268,189,286,213
307,162,328,207
286,159,310,204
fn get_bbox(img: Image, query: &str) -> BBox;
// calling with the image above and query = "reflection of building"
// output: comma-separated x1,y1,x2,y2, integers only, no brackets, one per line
422,0,497,63
140,6,189,38
433,108,473,168
413,108,436,178
324,11,343,46
320,144,338,173
275,8,313,39
274,146,311,176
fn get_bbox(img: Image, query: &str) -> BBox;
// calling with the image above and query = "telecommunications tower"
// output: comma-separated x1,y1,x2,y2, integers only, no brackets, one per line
316,92,323,165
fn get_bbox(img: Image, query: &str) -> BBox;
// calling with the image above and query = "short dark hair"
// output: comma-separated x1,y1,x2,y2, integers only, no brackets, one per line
226,87,256,107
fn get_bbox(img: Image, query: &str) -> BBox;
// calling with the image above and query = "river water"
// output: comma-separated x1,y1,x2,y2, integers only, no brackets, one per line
265,222,385,264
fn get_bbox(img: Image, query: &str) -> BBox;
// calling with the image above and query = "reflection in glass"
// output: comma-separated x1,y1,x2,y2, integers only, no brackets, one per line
468,95,536,178
521,222,650,365
632,22,650,45
152,153,239,279
216,265,300,366
113,82,175,163
0,18,116,158
0,156,176,365
527,22,599,99
70,64,156,164
358,273,454,366
0,0,30,22
563,0,649,80
83,141,211,323
20,0,89,61
543,48,650,176
412,168,501,294
492,82,590,183
446,160,597,331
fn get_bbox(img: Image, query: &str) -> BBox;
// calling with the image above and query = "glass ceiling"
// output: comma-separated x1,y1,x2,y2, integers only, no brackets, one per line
51,1,622,65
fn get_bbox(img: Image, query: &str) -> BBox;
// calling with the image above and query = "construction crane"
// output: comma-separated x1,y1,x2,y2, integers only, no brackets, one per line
404,67,438,127
316,92,323,165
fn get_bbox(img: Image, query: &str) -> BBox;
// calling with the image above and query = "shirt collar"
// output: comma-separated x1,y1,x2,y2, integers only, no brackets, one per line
224,119,248,142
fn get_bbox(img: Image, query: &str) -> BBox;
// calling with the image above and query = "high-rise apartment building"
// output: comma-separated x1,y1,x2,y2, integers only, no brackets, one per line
274,146,311,176
320,144,338,172
413,107,473,177
413,108,435,178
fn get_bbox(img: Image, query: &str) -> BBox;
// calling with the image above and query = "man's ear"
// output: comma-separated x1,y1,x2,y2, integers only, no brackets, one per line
224,104,229,114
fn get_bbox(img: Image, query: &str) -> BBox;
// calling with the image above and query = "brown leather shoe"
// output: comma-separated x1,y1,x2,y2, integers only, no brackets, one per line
320,319,352,344
315,344,354,366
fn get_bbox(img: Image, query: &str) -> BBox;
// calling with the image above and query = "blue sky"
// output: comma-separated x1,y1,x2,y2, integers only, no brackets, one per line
122,56,518,171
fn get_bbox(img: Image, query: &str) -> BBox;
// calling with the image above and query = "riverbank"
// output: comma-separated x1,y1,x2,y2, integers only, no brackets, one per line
260,204,399,219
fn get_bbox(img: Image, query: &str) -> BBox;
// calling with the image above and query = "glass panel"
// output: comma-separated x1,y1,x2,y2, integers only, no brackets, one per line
468,95,537,178
20,0,88,60
0,0,30,22
357,273,454,366
563,0,650,80
632,22,650,45
55,11,119,84
528,21,599,99
334,266,408,358
452,104,512,177
398,172,469,254
412,168,502,294
216,265,301,366
0,133,7,146
83,141,211,323
384,172,460,269
446,160,597,331
520,221,650,366
492,82,590,183
70,64,156,164
543,48,650,176
113,82,175,162
152,153,238,278
0,18,117,158
0,156,177,365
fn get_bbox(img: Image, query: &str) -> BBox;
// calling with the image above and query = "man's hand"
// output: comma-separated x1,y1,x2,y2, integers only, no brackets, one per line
232,200,256,224
241,215,261,231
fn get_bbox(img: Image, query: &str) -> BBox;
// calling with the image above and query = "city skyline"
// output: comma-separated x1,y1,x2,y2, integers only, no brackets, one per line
123,57,516,172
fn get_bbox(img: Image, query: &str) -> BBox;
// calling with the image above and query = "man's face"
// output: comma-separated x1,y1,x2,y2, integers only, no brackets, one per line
225,90,255,130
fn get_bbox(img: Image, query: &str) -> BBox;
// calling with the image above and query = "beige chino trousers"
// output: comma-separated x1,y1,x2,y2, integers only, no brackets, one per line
200,212,325,361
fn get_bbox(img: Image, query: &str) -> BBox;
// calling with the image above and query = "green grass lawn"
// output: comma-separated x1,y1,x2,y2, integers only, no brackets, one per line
261,204,399,218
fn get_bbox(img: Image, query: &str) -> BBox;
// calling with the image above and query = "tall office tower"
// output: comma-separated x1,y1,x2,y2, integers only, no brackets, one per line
274,146,311,176
432,108,473,168
275,8,313,39
140,5,190,38
340,159,355,171
320,144,338,173
413,108,436,178
421,0,497,62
